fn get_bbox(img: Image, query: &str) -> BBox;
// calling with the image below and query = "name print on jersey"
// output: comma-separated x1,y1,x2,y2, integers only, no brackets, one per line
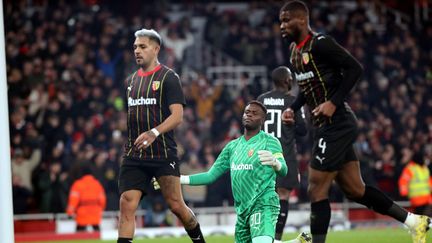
263,97,285,106
231,163,254,171
295,71,314,81
128,97,157,107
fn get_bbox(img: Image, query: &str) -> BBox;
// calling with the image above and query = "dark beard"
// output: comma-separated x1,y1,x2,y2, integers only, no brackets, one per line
244,122,260,131
282,34,295,45
282,27,301,45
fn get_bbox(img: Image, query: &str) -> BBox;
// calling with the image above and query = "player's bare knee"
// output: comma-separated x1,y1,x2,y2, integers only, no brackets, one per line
276,188,291,199
307,181,318,195
278,193,290,201
120,194,139,213
344,186,365,200
167,199,185,215
307,184,327,202
307,186,316,201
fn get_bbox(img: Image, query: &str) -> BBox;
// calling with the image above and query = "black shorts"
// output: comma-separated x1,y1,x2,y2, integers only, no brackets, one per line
276,155,299,190
118,158,180,196
310,111,359,172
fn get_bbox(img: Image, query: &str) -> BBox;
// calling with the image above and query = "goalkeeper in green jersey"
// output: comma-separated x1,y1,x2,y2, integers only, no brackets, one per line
179,101,311,243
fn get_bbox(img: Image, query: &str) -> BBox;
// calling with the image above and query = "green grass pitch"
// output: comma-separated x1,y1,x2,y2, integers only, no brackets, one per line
30,228,432,243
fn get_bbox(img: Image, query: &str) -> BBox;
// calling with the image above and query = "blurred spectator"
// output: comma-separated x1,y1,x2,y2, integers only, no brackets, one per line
12,174,32,214
399,148,432,216
37,162,69,213
159,22,194,62
11,147,41,192
66,163,106,232
189,76,223,121
143,197,174,227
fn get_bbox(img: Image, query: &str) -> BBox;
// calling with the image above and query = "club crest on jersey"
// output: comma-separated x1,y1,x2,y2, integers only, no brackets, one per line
248,149,254,157
302,52,310,64
152,81,160,91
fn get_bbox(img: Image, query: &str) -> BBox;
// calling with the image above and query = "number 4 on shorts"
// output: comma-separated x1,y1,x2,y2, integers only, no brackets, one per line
318,138,326,154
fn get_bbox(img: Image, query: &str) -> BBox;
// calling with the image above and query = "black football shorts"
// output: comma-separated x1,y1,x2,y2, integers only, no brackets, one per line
310,111,359,172
118,158,180,196
276,154,300,190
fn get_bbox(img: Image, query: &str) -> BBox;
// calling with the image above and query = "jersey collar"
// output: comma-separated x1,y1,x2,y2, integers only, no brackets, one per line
242,130,262,143
138,64,162,77
296,34,312,50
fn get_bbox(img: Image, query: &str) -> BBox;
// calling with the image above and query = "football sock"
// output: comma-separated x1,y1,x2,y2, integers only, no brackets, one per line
117,238,132,243
387,203,409,223
310,199,330,243
355,186,407,223
404,212,418,228
275,199,289,240
186,223,205,243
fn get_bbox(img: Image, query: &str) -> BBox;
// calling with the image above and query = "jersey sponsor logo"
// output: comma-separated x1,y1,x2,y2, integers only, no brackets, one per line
295,71,314,81
302,52,310,64
248,149,254,157
231,163,253,171
263,97,284,106
152,81,161,91
128,97,157,107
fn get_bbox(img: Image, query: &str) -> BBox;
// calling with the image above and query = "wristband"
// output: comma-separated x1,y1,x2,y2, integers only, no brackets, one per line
151,128,160,137
180,175,190,185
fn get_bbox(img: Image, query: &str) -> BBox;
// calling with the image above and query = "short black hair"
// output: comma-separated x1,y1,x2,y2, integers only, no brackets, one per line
247,100,267,115
80,162,93,177
271,66,292,88
412,146,425,165
281,0,309,16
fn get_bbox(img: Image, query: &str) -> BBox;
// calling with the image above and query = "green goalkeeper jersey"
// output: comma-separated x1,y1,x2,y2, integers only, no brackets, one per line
188,130,287,216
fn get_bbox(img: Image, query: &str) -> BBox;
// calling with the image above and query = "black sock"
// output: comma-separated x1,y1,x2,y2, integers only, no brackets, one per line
117,237,132,243
310,199,330,243
275,199,289,240
185,223,205,243
387,203,409,223
354,186,408,223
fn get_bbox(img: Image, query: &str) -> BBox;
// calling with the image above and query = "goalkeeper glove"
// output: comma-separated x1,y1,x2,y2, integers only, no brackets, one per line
258,150,282,171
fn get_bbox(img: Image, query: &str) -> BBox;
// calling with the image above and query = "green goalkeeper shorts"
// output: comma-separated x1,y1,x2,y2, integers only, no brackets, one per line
234,204,280,243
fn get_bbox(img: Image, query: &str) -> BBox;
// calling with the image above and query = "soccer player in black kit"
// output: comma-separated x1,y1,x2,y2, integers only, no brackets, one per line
279,1,430,243
257,66,308,243
117,29,205,243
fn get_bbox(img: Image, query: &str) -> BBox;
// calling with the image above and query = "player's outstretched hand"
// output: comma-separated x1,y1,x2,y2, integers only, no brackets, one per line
282,108,295,124
151,177,160,190
258,150,282,171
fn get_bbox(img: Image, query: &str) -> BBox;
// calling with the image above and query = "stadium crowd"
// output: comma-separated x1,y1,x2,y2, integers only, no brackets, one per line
6,0,432,226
